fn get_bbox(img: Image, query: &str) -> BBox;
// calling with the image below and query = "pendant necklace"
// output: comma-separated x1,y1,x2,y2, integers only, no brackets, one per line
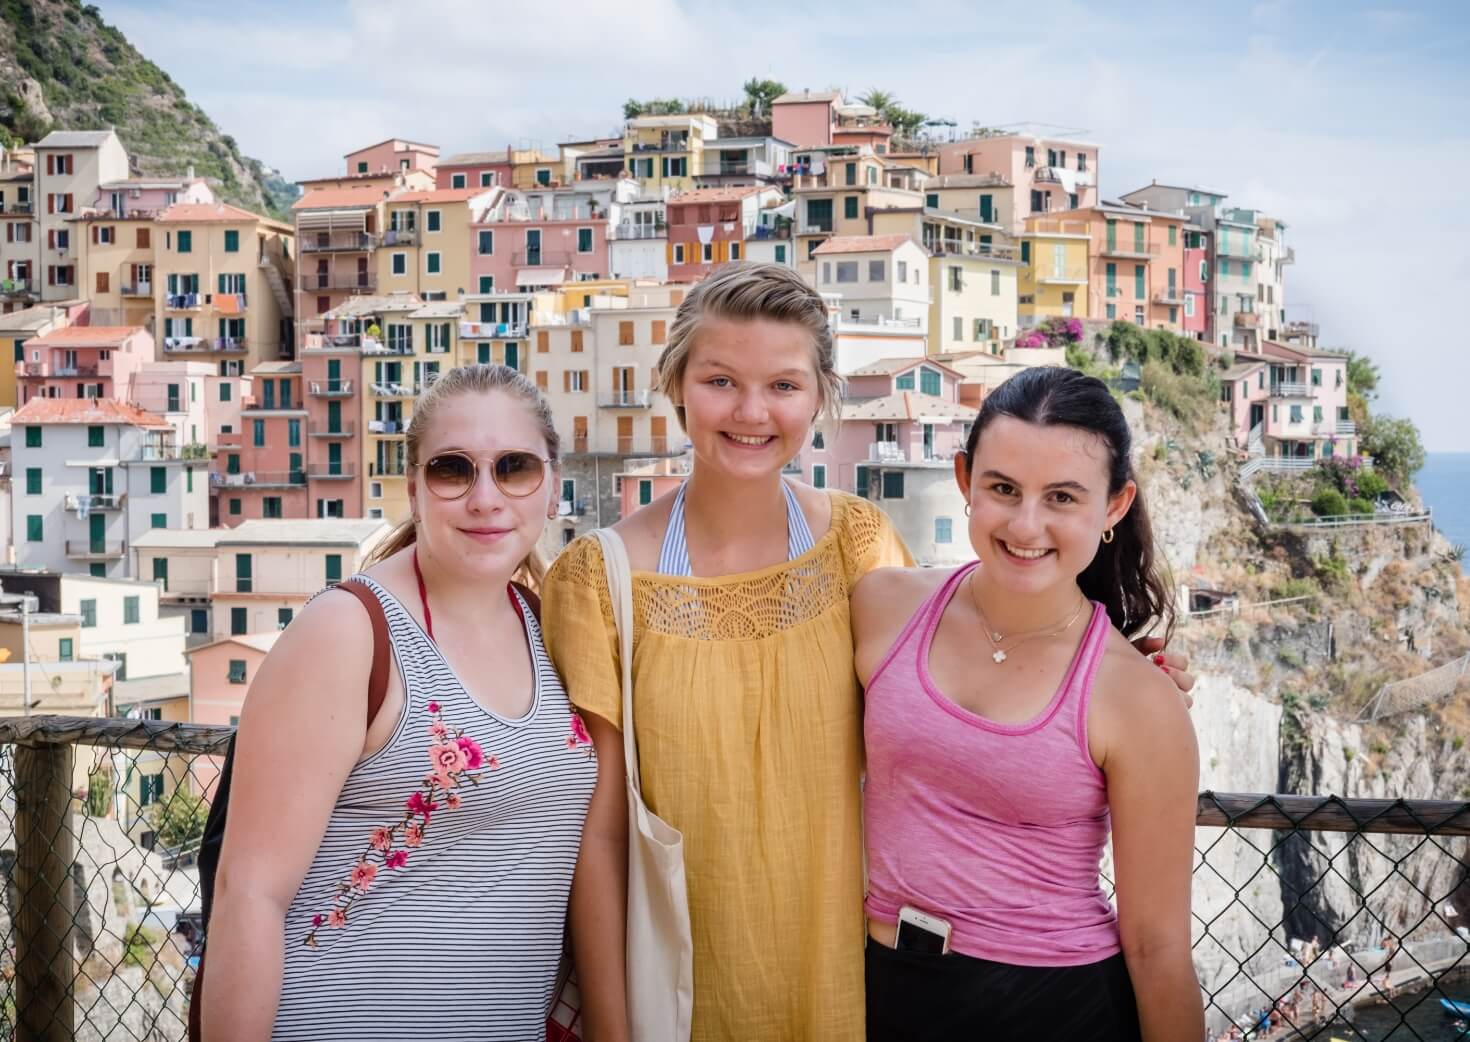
967,572,1087,664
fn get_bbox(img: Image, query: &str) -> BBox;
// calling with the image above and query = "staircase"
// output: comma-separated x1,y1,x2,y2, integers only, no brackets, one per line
1247,422,1265,457
258,239,294,318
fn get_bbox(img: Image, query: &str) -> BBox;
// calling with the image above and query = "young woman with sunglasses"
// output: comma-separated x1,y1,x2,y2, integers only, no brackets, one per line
203,365,624,1041
541,264,1196,1040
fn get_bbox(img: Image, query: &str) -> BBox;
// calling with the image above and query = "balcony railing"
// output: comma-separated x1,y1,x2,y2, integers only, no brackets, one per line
1100,241,1158,259
0,277,35,296
1036,267,1089,284
119,282,152,297
1270,382,1310,398
598,389,653,409
609,222,666,240
64,540,125,560
511,250,573,267
1217,239,1255,260
308,379,354,397
63,493,125,512
381,228,418,247
298,273,378,292
459,321,528,339
366,419,405,435
360,339,412,356
869,440,906,463
1235,312,1261,329
369,460,408,477
1153,287,1183,305
162,337,248,354
300,231,377,253
749,224,791,241
2,200,33,214
929,240,1018,262
308,463,357,480
308,421,356,438
800,224,833,235
209,471,307,489
369,382,419,399
164,293,202,310
131,445,183,461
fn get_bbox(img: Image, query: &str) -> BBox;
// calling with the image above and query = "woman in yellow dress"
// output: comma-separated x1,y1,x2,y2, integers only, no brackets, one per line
542,263,1189,1041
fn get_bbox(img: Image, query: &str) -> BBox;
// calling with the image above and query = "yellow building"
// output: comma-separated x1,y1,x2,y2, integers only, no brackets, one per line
927,250,1021,357
1018,217,1091,321
509,147,568,189
922,174,1015,229
376,187,491,300
622,114,718,195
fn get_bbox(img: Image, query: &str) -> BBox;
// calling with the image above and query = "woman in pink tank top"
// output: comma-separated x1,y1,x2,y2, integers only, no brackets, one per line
852,366,1205,1042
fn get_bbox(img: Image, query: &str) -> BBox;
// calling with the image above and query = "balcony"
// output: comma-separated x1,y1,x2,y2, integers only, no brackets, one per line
369,381,419,399
1036,267,1089,285
132,444,183,461
17,361,101,379
800,224,833,236
360,339,412,356
1234,312,1260,329
833,315,923,333
63,493,125,512
749,224,791,241
0,277,35,296
1027,219,1090,236
366,420,404,436
1152,287,1183,305
381,228,418,247
165,293,202,310
300,231,377,253
308,421,356,438
210,471,307,489
1335,421,1357,436
598,389,653,409
511,250,573,267
162,337,248,355
120,282,152,297
299,273,378,292
65,540,125,561
609,222,666,240
929,240,1018,262
459,321,528,339
869,441,906,463
369,460,408,477
307,463,356,480
304,332,369,351
2,201,33,215
1269,382,1309,398
1099,241,1157,260
1217,239,1255,260
308,379,354,397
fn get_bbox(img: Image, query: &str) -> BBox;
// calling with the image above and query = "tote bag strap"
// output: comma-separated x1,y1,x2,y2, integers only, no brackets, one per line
591,528,643,797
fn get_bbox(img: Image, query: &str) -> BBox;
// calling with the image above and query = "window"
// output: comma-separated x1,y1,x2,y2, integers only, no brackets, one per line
1313,405,1324,424
855,466,870,497
920,368,942,396
151,466,166,494
619,321,635,345
26,515,42,542
426,252,441,274
835,262,858,283
58,638,73,661
263,496,282,518
427,210,442,232
1020,240,1031,264
152,556,168,588
80,599,96,627
236,552,252,593
973,318,990,341
812,430,825,450
25,426,40,447
177,230,192,253
278,607,294,629
251,418,265,447
935,517,953,544
219,382,232,402
1106,303,1116,319
638,480,653,506
1135,265,1145,299
948,267,963,292
1168,225,1177,247
701,242,714,263
357,161,368,174
867,259,884,282
451,173,466,189
325,554,343,584
479,275,494,294
895,371,915,391
191,609,208,634
882,472,905,499
391,252,406,275
812,464,827,489
228,659,248,684
224,229,239,253
1311,367,1322,387
480,171,493,187
25,467,40,495
729,242,741,261
673,243,685,265
477,229,493,255
230,607,247,635
844,196,858,220
775,244,786,264
1290,405,1304,424
139,773,164,807
926,193,939,208
124,596,140,625
577,227,593,253
953,317,963,341
991,270,1001,296
1184,293,1196,318
845,162,857,186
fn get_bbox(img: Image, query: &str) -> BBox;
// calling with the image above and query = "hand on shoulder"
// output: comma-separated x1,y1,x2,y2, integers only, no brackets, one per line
1089,628,1198,772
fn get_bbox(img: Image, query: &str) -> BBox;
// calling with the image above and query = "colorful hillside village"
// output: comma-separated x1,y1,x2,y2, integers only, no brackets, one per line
0,96,1351,799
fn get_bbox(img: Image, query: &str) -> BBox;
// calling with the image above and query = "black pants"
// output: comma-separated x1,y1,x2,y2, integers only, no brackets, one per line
866,941,1142,1042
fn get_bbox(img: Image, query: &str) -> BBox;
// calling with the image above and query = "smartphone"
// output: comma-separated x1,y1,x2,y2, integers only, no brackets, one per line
895,905,952,955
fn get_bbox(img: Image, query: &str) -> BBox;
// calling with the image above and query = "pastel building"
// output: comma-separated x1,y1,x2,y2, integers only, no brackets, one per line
1018,218,1090,322
1220,341,1353,460
88,173,214,217
11,398,207,578
923,174,1015,231
129,360,212,453
1181,223,1211,339
377,187,491,299
34,130,131,302
185,631,280,793
936,131,1098,232
1064,203,1187,330
814,234,931,335
293,186,395,339
0,149,39,310
470,179,642,291
665,186,784,282
693,137,796,188
792,150,925,272
345,139,439,180
796,356,975,565
609,194,669,281
15,325,152,404
622,114,719,195
1254,215,1291,342
435,150,514,191
0,301,84,408
212,361,308,526
771,91,894,154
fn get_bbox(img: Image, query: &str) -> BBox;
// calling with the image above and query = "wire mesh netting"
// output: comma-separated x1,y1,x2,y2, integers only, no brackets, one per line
1,719,1469,1040
1359,654,1470,723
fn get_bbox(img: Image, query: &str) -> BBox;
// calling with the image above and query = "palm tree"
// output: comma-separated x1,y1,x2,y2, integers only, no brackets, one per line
857,88,896,113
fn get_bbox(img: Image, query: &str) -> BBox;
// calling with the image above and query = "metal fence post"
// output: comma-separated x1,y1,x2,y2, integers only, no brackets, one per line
14,739,76,1042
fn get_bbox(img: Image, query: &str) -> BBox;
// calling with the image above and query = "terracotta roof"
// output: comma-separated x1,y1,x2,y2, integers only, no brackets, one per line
774,89,841,104
11,397,172,429
157,202,264,223
812,234,916,256
28,326,141,348
293,187,389,211
851,357,963,379
392,187,488,204
841,392,976,423
668,186,769,206
439,151,511,167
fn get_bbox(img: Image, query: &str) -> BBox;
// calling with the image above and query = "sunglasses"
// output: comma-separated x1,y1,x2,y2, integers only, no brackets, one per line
418,450,552,501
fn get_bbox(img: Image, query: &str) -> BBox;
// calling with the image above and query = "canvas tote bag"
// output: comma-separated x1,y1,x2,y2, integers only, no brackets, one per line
592,528,694,1042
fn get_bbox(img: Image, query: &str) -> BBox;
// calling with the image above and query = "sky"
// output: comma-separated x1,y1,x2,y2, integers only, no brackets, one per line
100,0,1470,451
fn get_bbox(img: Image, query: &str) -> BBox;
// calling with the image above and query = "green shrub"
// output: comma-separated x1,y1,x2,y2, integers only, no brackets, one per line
1355,470,1389,499
1311,489,1349,517
1271,577,1319,600
122,924,159,969
1141,360,1215,428
1348,497,1374,516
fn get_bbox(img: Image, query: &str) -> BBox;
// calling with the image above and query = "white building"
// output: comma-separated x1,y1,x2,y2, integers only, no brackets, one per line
608,196,669,282
10,398,209,578
33,130,131,302
128,361,213,455
813,235,931,335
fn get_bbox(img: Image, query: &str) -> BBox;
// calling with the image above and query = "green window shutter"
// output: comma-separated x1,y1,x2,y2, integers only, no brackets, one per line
124,596,140,624
1168,225,1177,246
1135,265,1145,298
325,554,342,583
925,193,939,208
25,426,41,447
895,372,914,390
639,480,652,506
478,275,493,293
150,466,166,494
278,608,293,628
228,498,241,516
578,228,593,252
230,607,247,635
1105,263,1116,296
87,425,104,447
1020,241,1030,264
58,638,73,661
844,196,858,219
920,368,941,396
151,512,166,529
236,553,252,592
25,468,40,495
882,471,904,498
80,599,96,627
253,419,265,447
289,419,301,447
224,229,239,252
178,230,191,253
228,658,247,682
478,230,493,254
427,253,441,274
427,210,441,232
219,382,232,402
26,515,42,542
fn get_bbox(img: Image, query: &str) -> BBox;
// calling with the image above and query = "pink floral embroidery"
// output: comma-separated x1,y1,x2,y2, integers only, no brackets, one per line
567,711,594,756
302,702,492,947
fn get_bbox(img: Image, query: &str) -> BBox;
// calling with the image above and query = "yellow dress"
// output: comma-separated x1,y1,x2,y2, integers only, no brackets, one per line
542,492,910,1042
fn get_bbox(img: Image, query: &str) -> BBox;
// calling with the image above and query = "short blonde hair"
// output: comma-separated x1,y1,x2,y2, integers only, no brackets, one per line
656,262,843,429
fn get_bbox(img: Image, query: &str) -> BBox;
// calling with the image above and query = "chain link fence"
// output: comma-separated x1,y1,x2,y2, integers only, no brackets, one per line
1,718,1470,1040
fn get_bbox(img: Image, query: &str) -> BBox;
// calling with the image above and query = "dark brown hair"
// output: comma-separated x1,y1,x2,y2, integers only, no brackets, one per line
962,366,1173,639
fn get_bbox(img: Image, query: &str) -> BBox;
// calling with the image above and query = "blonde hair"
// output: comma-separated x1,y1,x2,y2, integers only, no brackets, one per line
656,261,843,429
366,364,559,588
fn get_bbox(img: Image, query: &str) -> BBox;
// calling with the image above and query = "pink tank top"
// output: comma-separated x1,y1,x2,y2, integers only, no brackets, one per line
863,561,1119,967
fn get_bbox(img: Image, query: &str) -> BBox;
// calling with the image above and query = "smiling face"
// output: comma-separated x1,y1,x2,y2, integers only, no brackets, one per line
679,315,822,482
956,415,1136,596
408,388,555,581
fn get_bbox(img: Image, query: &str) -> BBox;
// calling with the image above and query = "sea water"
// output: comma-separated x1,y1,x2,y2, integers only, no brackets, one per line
1419,453,1470,576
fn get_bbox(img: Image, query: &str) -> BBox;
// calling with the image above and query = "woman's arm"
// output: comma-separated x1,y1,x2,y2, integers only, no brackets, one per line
1095,645,1205,1042
202,590,374,1042
568,710,630,1042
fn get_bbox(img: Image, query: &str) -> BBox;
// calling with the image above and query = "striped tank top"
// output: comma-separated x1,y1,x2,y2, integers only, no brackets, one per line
272,575,598,1040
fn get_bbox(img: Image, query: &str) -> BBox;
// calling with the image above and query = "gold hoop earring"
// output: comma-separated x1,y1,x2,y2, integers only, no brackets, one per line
1102,528,1114,545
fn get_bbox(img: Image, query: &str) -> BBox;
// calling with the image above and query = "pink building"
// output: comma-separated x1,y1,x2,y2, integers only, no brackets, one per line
1183,224,1211,340
211,361,309,525
345,139,439,179
186,631,280,794
665,186,781,282
470,184,618,291
87,175,214,218
772,90,841,149
15,325,151,404
937,132,1098,231
1221,341,1354,460
435,150,514,191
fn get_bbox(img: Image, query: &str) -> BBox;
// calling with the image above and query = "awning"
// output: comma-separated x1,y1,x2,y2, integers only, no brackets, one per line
516,267,567,287
296,210,369,231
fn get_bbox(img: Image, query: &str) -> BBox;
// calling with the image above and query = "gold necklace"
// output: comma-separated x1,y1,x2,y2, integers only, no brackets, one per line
967,573,1088,664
